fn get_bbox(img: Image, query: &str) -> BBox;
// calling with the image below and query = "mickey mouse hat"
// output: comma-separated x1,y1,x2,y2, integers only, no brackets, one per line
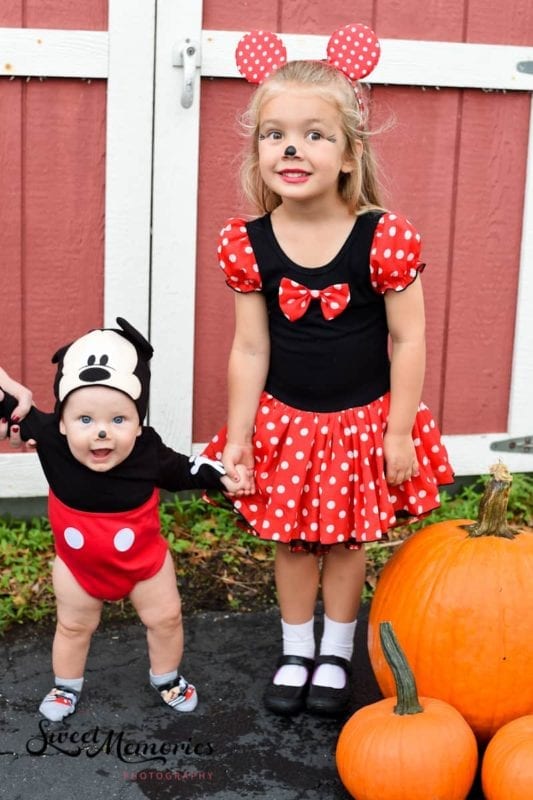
52,318,153,422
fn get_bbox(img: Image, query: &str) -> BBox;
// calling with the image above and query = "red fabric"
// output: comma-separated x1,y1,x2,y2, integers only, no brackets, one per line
218,212,425,296
278,277,350,321
208,211,451,551
49,489,168,600
204,392,454,551
326,23,381,82
235,31,287,84
370,212,425,293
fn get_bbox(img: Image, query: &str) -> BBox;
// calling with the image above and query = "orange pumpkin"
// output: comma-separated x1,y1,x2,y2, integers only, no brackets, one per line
368,464,533,742
336,622,478,800
482,715,533,800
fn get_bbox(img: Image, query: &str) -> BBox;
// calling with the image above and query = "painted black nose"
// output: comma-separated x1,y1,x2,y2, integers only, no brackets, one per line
284,145,297,157
98,430,107,439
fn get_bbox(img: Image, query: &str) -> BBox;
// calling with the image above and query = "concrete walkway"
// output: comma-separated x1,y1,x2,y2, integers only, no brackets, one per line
1,606,484,799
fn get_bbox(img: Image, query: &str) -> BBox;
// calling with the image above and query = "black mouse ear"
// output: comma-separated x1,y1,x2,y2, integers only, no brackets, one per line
51,344,71,365
115,318,153,361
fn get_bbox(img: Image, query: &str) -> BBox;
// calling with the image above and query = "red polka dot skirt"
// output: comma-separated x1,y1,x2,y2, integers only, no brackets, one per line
203,392,454,553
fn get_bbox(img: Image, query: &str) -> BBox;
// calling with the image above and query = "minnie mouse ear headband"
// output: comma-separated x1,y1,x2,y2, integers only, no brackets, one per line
52,318,153,422
235,22,380,95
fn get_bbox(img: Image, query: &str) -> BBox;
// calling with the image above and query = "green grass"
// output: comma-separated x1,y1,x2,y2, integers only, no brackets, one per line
1,473,532,634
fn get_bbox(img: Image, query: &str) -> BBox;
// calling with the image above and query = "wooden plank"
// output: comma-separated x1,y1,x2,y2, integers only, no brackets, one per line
104,0,155,334
370,86,461,424
508,96,533,435
193,78,252,442
279,1,374,34
0,1,107,31
0,28,108,78
466,0,533,46
21,78,106,411
149,0,203,451
0,75,23,457
202,0,278,32
0,453,47,496
441,90,529,435
375,0,463,42
201,30,533,91
0,1,22,27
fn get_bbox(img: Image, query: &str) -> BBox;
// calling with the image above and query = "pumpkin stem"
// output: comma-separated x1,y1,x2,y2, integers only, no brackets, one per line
464,462,517,539
379,621,423,715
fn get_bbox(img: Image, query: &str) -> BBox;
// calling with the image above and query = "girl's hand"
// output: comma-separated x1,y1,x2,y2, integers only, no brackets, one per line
221,463,255,496
223,442,256,493
383,431,419,486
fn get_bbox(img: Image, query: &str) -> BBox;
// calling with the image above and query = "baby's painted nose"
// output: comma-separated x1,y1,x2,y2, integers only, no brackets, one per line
98,430,107,439
284,145,297,157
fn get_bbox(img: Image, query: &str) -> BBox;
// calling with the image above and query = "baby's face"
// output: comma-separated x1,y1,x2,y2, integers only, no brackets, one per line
59,386,141,472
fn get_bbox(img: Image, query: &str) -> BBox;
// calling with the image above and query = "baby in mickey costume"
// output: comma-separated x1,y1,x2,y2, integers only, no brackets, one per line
0,318,248,721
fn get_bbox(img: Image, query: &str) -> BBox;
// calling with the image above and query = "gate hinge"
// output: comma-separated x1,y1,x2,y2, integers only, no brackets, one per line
490,436,533,453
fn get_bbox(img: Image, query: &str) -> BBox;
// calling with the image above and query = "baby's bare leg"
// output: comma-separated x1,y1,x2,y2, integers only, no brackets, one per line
39,557,102,721
130,551,197,711
129,551,183,673
52,556,103,677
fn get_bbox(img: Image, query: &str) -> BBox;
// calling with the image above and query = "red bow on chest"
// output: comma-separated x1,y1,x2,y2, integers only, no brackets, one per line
278,277,351,321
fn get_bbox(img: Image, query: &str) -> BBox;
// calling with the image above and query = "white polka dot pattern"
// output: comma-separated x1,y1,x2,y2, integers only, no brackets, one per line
218,218,262,293
235,31,287,84
327,23,380,82
370,213,425,294
204,392,453,549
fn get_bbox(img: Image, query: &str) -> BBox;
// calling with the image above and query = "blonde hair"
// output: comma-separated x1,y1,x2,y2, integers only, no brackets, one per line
240,60,385,215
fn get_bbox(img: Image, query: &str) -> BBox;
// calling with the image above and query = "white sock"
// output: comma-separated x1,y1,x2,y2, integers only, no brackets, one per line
39,676,83,721
274,618,315,687
312,616,357,689
150,668,178,687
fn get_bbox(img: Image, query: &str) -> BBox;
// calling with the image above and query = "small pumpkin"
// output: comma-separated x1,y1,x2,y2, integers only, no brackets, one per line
368,463,533,742
481,715,533,800
336,621,478,800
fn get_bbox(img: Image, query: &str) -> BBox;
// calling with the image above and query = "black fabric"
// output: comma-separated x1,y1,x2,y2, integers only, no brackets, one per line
245,211,391,412
0,393,225,512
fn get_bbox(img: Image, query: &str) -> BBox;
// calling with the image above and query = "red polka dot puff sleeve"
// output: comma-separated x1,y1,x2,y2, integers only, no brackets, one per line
369,212,425,293
218,217,262,293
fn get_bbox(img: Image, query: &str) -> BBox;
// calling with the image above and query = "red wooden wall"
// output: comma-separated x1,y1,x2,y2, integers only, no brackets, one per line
0,1,107,453
0,0,530,454
193,0,531,441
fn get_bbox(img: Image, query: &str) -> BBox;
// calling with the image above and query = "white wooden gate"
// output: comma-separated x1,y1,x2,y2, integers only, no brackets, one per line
1,0,532,499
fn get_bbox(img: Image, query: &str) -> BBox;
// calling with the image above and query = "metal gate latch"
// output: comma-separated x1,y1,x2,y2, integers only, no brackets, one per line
172,39,201,109
490,436,533,453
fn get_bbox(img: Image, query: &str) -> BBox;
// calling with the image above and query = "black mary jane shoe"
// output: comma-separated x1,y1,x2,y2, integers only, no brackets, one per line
263,654,315,716
305,654,353,717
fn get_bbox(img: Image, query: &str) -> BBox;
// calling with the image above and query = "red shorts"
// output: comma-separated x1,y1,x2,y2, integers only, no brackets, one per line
48,489,168,601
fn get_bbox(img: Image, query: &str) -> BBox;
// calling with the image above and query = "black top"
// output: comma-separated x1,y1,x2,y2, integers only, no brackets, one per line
245,211,390,412
0,393,225,512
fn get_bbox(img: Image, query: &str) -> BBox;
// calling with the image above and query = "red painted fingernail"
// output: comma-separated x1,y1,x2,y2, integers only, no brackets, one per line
1,418,7,424
11,425,19,433
11,415,20,423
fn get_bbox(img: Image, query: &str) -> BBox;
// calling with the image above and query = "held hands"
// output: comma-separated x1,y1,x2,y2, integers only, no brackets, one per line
383,431,419,486
221,462,255,496
222,442,256,496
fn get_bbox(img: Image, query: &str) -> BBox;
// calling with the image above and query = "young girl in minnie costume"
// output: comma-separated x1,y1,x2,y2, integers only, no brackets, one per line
203,23,454,717
0,319,247,721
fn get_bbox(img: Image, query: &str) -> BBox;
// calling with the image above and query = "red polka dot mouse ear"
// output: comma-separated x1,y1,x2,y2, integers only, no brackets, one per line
235,30,288,84
327,23,381,83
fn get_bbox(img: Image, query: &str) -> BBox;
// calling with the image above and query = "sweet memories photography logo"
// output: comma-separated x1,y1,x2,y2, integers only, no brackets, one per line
26,719,214,766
